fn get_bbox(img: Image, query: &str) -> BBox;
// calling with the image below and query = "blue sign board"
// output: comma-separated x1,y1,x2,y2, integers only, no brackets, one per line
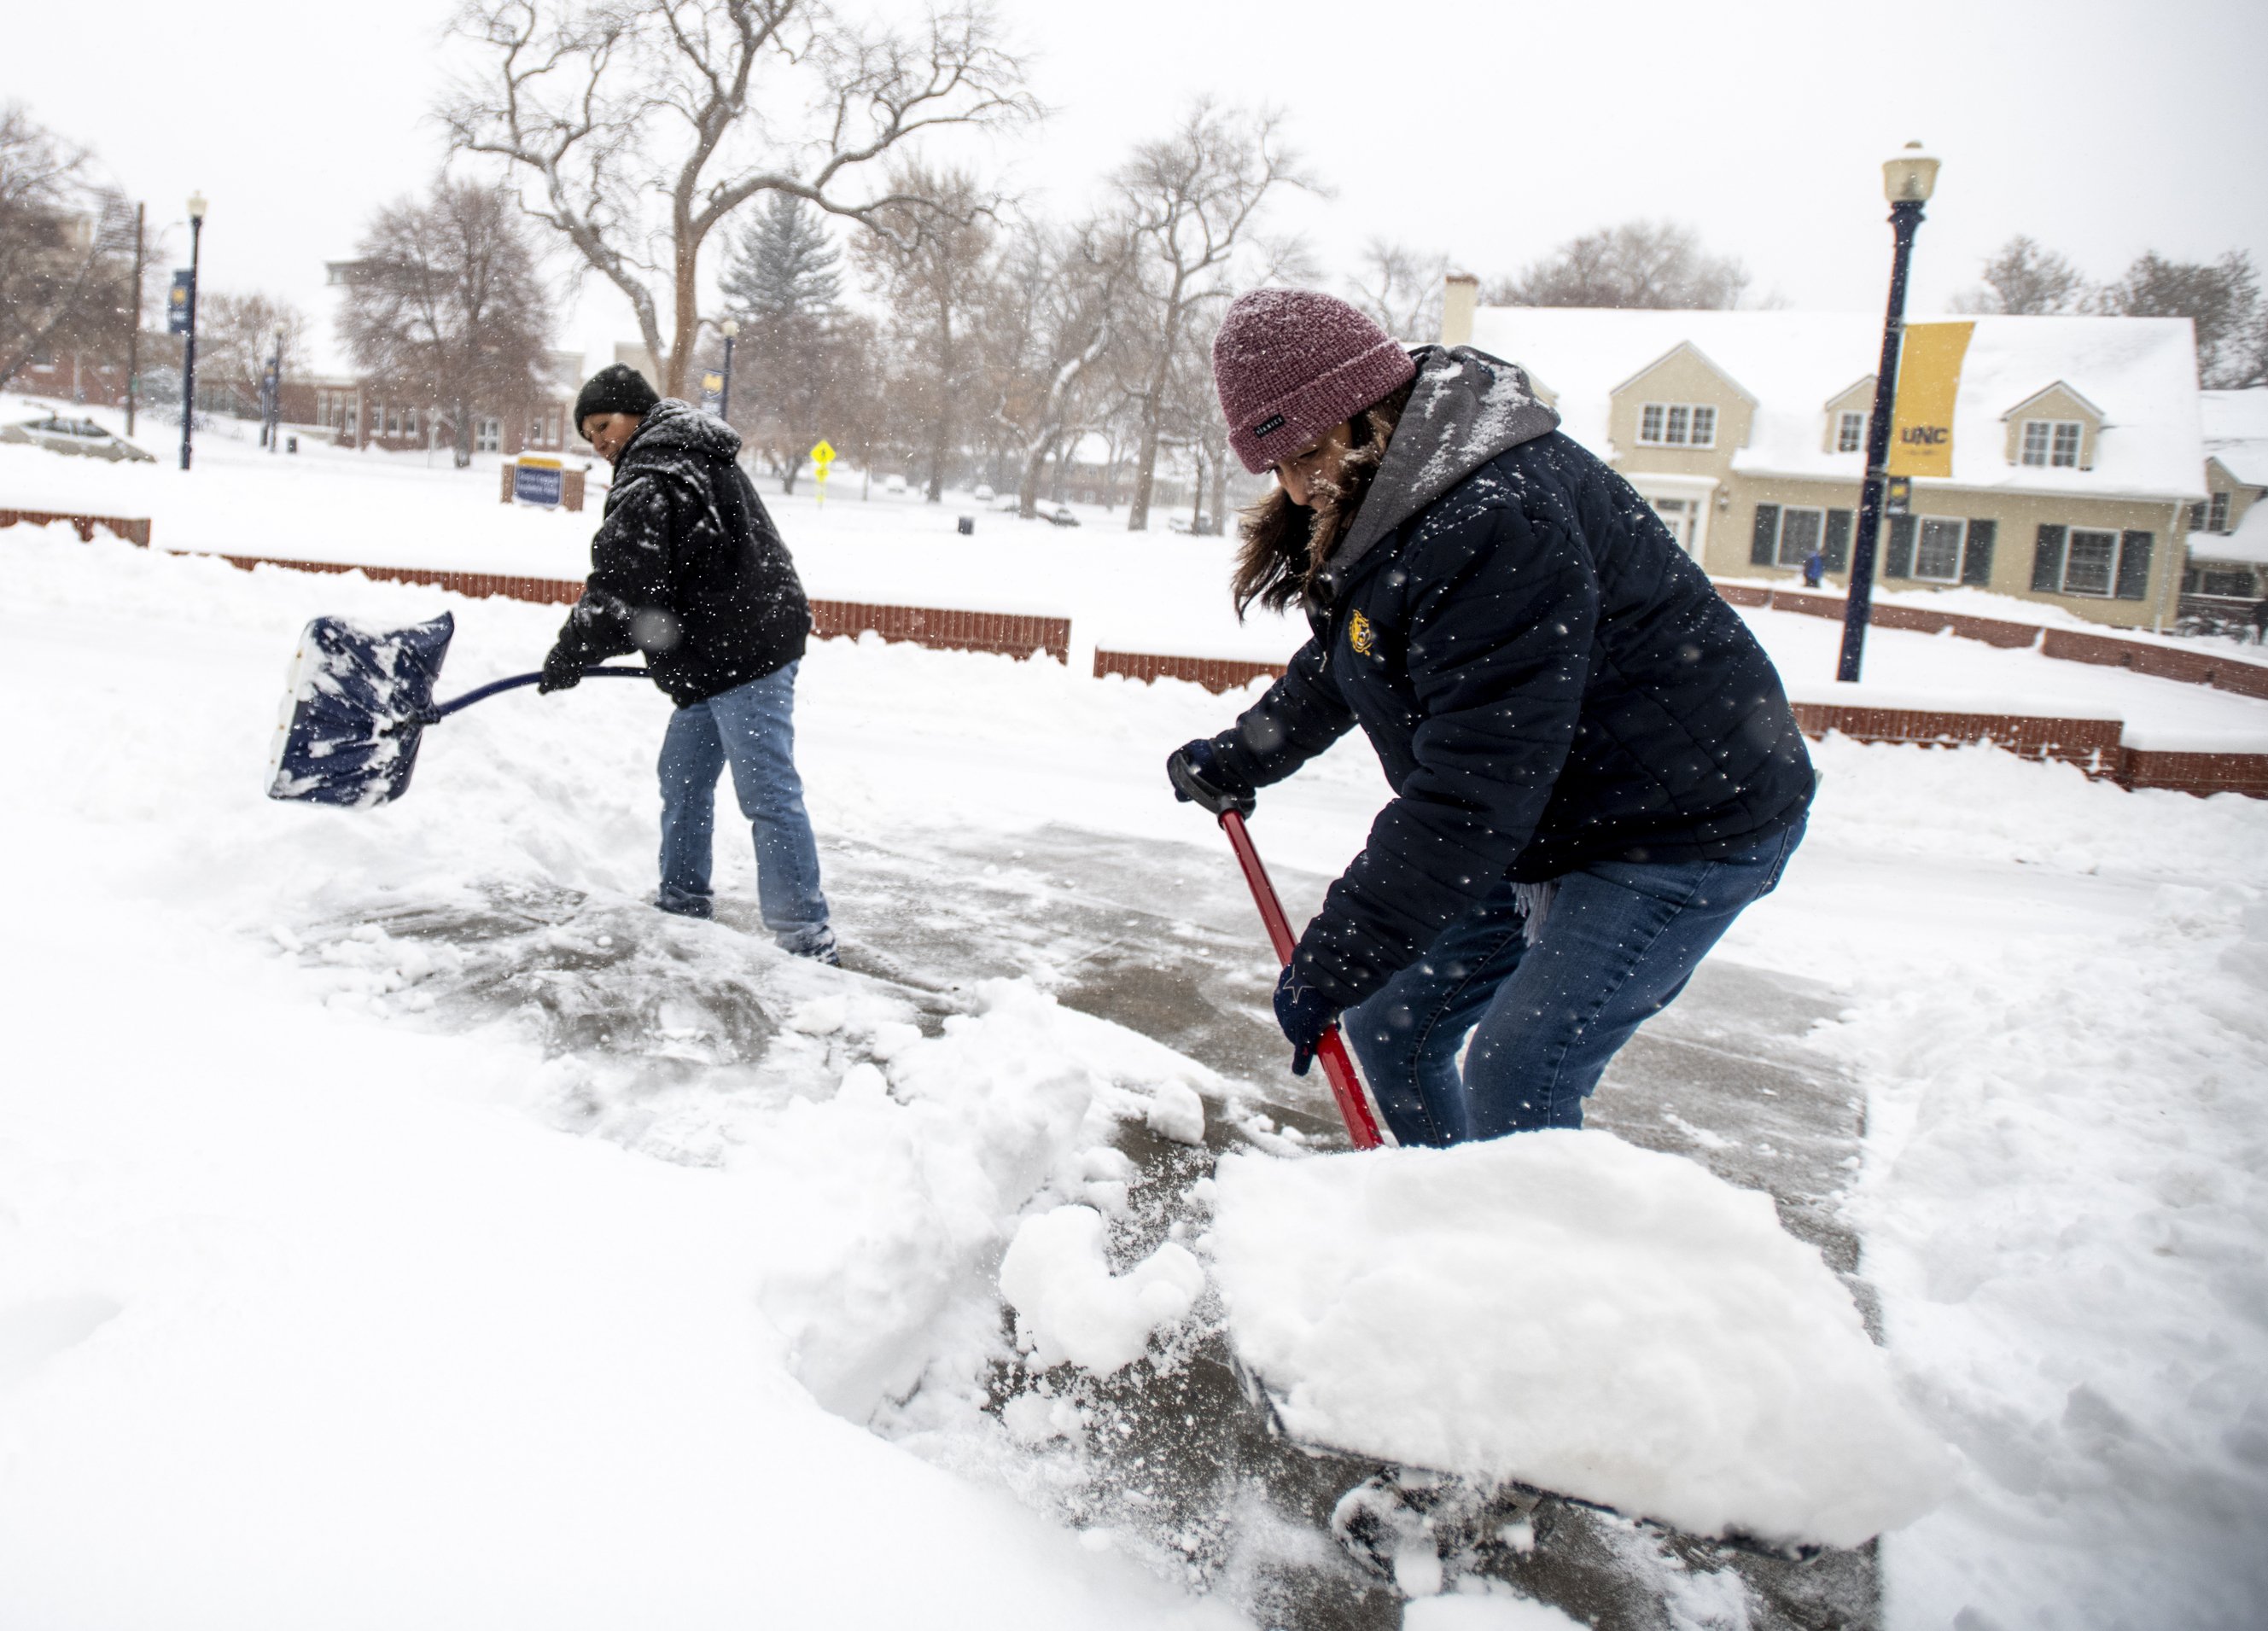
512,462,564,507
166,270,194,335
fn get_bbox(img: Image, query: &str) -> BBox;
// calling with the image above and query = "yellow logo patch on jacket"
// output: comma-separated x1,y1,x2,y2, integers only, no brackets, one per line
1348,610,1377,656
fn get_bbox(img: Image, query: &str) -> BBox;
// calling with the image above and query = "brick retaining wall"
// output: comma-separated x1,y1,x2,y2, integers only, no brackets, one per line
1789,702,2124,772
2121,749,2268,797
813,599,1069,662
0,508,150,546
204,554,1072,663
1093,649,1286,690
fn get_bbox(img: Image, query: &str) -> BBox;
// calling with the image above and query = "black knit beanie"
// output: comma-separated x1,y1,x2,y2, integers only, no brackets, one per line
574,364,659,430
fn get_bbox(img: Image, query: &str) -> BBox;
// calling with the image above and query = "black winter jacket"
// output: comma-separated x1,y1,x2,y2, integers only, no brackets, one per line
1210,347,1813,1011
547,399,811,706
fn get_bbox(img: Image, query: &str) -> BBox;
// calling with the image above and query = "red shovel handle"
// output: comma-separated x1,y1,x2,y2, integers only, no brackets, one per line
1219,811,1386,1150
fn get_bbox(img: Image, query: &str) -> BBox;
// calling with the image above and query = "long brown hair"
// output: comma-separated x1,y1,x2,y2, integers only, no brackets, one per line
1230,380,1413,618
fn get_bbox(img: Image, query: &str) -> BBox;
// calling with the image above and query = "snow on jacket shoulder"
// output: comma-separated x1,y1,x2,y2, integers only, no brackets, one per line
550,399,811,706
1211,346,1813,1011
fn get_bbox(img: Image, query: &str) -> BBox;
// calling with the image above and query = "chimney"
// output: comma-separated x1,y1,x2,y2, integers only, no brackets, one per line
1441,273,1479,348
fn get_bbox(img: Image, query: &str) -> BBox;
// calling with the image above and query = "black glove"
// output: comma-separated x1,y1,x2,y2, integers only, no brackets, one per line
538,644,585,695
1273,962,1336,1078
1167,737,1256,818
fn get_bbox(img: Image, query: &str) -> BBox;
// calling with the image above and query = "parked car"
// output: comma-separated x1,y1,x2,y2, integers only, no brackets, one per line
883,473,908,495
971,483,995,503
1047,505,1081,528
0,414,155,463
1167,513,1215,535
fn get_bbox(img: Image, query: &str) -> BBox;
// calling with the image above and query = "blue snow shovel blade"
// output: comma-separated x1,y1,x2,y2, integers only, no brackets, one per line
266,612,456,807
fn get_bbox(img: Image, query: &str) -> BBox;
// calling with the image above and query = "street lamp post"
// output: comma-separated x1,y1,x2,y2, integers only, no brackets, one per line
265,327,284,453
178,191,207,472
719,317,738,426
1836,143,1940,684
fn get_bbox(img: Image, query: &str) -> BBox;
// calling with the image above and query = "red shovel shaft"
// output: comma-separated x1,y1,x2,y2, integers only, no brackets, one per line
1219,810,1386,1150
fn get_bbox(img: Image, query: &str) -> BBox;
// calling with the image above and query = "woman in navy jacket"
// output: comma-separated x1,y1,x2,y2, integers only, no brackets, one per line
1171,291,1813,1146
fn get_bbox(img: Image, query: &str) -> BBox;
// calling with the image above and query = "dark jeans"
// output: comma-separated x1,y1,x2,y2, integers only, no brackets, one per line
655,662,831,953
1342,819,1805,1145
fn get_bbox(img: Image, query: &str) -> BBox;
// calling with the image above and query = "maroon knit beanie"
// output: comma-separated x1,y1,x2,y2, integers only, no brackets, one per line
1212,288,1418,475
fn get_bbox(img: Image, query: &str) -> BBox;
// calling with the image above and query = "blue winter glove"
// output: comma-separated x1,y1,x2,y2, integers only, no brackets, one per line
1167,737,1256,818
1273,962,1336,1078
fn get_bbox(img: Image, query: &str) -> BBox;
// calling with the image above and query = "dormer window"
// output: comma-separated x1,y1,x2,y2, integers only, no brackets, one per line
2020,419,2082,469
1836,411,1866,453
1639,402,1717,447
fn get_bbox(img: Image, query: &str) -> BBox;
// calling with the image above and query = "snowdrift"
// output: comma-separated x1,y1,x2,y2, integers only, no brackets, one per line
1206,1132,1953,1548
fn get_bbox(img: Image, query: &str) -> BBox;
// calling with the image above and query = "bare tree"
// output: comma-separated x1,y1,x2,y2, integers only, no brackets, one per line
855,162,998,500
1950,235,2087,317
443,0,1033,399
985,216,1134,518
1344,239,1446,341
336,179,553,466
1115,100,1307,533
2094,249,2265,389
1487,220,1747,311
196,291,310,416
0,105,137,393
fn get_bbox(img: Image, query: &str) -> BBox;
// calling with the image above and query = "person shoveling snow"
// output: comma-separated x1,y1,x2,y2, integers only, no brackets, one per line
1170,289,1814,1144
540,365,837,963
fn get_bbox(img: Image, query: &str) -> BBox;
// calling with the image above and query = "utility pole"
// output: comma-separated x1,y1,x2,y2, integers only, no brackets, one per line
125,201,144,436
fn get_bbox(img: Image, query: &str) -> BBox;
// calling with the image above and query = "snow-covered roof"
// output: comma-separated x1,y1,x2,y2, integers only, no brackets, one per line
2189,494,2268,566
1465,307,2206,503
2201,387,2268,487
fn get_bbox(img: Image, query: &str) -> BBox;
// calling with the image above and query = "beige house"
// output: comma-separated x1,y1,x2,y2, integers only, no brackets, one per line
2186,388,2268,607
1441,287,2210,629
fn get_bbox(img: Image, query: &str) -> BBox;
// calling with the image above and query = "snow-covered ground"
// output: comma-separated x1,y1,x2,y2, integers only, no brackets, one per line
5,414,2267,1627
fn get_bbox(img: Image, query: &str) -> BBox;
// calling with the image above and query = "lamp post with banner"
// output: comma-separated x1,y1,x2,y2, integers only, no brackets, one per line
176,191,207,471
1837,144,1939,683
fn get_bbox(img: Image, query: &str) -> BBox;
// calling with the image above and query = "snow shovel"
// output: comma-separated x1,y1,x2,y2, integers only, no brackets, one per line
265,610,648,808
1171,762,1385,1150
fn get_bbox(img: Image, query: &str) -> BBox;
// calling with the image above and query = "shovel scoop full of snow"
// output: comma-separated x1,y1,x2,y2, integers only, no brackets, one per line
265,612,651,808
266,612,459,808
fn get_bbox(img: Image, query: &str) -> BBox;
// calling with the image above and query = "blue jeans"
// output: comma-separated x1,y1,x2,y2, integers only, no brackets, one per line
655,662,831,952
1343,820,1804,1145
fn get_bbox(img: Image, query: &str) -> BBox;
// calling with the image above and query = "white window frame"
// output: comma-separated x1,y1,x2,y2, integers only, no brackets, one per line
1910,514,1968,584
1775,505,1826,568
2060,527,2120,597
475,416,502,454
2020,418,2083,469
1637,400,1717,448
1836,410,1865,453
2208,491,2231,533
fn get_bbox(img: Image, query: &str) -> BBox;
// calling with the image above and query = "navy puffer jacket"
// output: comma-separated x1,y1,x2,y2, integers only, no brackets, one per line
1210,346,1812,1011
547,399,811,706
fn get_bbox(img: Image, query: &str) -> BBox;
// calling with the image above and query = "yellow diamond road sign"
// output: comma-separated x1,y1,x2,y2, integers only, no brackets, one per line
809,440,836,468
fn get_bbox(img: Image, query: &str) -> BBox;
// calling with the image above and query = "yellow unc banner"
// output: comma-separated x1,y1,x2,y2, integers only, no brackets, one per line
1886,320,1974,479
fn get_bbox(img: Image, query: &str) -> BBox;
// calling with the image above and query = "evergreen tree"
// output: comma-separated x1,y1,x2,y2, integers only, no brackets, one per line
715,193,870,492
722,194,842,329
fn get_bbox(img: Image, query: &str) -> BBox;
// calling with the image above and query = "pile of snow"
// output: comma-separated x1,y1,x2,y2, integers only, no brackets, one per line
999,1205,1206,1374
1206,1132,1953,1548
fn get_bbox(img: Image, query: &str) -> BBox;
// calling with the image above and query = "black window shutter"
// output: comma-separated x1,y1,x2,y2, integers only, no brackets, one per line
1961,518,1997,585
2032,524,2067,591
2116,530,2154,600
1750,504,1780,567
1884,514,1916,578
1824,509,1852,573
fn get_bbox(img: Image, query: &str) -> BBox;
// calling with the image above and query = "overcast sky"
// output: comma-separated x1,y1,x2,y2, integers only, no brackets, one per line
13,0,2266,376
